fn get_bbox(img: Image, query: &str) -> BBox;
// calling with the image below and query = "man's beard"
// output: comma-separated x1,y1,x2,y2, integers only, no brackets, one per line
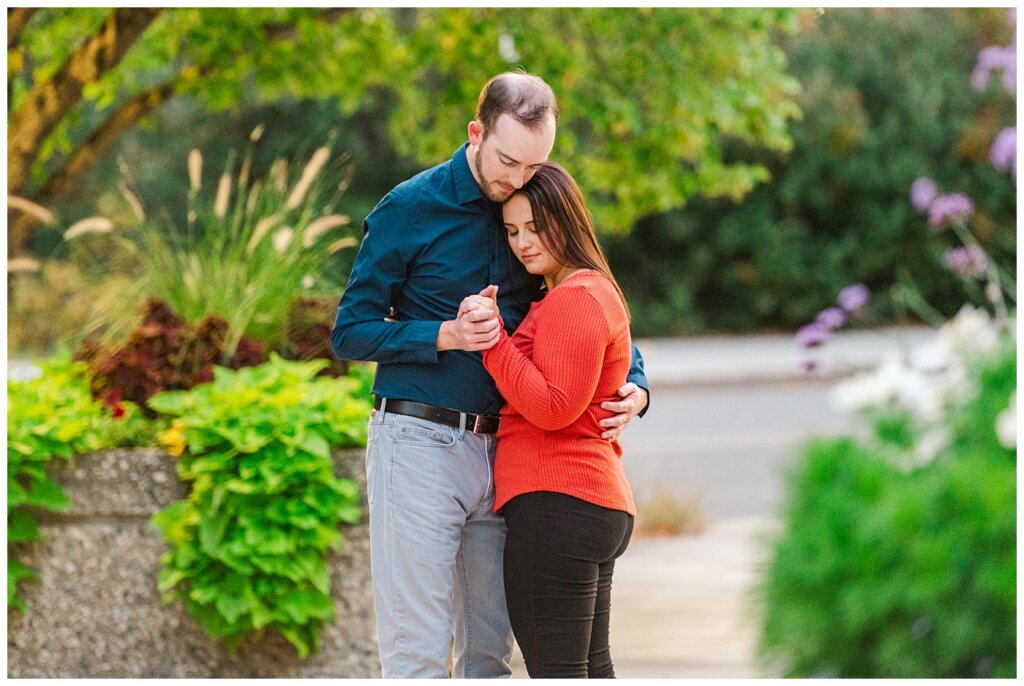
475,149,514,203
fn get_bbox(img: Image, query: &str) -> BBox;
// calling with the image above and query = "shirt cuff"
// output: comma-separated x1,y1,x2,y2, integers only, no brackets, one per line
405,319,444,364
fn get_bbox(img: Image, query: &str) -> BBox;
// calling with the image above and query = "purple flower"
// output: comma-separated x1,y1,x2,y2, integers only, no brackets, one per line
990,127,1016,179
927,193,975,230
795,322,831,349
971,45,1016,92
838,283,870,313
799,357,819,374
910,177,939,213
943,245,988,278
815,307,847,330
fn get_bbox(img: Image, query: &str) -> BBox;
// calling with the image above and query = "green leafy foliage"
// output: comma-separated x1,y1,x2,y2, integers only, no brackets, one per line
608,8,1016,335
148,354,372,657
758,331,1015,677
13,8,799,234
388,8,801,232
6,351,151,610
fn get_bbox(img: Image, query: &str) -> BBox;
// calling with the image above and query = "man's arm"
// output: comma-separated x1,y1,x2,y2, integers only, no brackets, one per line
331,193,498,362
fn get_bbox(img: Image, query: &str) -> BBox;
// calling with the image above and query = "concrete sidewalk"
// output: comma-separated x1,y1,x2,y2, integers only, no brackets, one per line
636,325,935,386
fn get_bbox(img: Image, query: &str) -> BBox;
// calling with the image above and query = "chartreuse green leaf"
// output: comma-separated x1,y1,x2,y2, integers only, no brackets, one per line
150,355,371,657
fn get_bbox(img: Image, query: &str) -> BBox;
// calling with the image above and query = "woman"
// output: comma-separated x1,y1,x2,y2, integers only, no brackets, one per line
462,162,636,678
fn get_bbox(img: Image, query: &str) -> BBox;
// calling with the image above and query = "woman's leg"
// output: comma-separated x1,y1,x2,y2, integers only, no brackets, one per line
587,513,632,678
503,492,631,679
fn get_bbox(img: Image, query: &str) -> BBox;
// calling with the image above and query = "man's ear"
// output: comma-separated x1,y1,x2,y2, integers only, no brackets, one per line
467,120,484,146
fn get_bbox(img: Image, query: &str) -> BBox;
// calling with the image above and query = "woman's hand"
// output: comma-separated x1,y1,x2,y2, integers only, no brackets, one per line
458,285,500,319
456,285,501,350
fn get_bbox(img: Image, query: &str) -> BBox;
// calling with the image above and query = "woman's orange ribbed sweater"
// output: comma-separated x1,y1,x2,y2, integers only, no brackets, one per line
482,269,636,515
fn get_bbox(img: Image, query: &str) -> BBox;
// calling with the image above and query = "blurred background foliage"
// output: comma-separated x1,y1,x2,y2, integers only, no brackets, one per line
607,7,1016,335
8,7,1017,354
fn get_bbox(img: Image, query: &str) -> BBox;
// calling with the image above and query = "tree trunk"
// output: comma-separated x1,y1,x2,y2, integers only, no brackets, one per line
7,8,39,49
7,8,162,199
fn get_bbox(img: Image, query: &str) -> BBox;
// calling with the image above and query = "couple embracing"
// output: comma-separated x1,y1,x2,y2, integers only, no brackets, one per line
332,72,649,679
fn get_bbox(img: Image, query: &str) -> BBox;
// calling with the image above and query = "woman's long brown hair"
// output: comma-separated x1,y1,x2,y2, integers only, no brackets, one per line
514,162,631,320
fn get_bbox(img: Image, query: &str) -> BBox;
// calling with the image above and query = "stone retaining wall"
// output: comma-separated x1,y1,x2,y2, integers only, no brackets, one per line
7,447,380,678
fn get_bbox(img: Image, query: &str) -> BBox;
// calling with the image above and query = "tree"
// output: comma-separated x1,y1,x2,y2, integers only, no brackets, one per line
8,8,800,256
606,8,1016,335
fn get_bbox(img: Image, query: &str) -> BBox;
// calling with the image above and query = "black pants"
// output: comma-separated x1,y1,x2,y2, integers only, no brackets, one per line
502,491,634,678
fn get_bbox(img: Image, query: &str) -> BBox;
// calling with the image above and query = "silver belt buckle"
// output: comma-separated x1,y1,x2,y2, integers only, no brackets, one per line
472,415,483,433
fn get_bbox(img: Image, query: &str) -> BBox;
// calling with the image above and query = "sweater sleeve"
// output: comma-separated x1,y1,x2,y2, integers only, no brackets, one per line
482,285,610,431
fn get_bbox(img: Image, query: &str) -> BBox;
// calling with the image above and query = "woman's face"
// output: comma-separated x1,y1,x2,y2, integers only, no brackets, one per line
502,193,563,278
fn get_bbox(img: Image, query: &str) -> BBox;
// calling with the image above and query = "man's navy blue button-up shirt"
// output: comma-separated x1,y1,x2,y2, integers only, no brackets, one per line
332,143,648,416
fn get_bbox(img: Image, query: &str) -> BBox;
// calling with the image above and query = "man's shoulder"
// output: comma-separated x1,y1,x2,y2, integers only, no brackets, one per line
388,156,454,206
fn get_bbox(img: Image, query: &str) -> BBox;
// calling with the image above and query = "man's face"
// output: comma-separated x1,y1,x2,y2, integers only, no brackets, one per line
469,113,555,203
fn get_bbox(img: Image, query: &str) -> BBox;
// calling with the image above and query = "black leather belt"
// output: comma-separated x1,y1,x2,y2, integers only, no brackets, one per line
373,396,500,434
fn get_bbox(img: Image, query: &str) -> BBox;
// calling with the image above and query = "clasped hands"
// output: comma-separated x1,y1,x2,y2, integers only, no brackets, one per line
448,284,646,442
453,285,502,351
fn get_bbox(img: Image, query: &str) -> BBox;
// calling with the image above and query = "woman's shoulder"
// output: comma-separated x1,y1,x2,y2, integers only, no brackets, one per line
558,269,618,301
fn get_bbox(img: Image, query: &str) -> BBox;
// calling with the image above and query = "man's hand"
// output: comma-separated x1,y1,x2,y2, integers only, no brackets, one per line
438,285,501,351
599,382,648,441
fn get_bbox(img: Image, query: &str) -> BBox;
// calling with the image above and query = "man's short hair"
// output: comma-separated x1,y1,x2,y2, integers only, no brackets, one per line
476,71,559,136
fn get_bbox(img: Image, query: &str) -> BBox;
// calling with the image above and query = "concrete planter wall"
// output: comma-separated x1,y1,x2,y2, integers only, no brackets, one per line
7,447,380,678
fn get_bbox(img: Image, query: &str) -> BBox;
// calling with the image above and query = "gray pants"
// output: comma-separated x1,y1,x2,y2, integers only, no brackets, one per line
366,404,513,678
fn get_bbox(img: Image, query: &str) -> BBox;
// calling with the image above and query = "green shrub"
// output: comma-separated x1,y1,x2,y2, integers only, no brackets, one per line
758,320,1015,677
7,351,151,610
148,354,372,657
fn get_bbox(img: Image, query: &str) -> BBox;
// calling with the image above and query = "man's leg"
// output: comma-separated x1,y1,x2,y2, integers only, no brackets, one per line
367,413,474,678
452,431,514,678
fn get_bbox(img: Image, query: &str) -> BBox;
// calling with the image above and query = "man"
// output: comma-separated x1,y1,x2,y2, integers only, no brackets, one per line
332,72,649,678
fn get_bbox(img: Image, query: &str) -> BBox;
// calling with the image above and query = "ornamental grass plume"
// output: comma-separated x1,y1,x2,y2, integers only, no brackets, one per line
63,216,114,240
187,149,202,193
7,195,54,224
7,257,41,273
84,133,359,360
286,146,331,210
302,214,350,247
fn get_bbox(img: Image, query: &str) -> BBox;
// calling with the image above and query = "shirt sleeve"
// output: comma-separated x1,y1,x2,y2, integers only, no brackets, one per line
331,192,442,364
482,285,610,431
627,342,651,417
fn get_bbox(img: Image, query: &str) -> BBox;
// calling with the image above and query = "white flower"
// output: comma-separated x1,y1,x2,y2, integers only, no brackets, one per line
996,391,1016,449
939,305,999,357
302,275,315,289
907,427,950,470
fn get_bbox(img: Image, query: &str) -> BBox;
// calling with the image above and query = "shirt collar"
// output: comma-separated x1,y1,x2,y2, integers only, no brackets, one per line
452,142,486,205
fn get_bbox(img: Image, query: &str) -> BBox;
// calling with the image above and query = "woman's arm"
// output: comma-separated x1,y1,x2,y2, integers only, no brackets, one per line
482,285,610,431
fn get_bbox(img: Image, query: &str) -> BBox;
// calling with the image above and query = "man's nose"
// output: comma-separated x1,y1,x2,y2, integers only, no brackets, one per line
509,167,526,189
